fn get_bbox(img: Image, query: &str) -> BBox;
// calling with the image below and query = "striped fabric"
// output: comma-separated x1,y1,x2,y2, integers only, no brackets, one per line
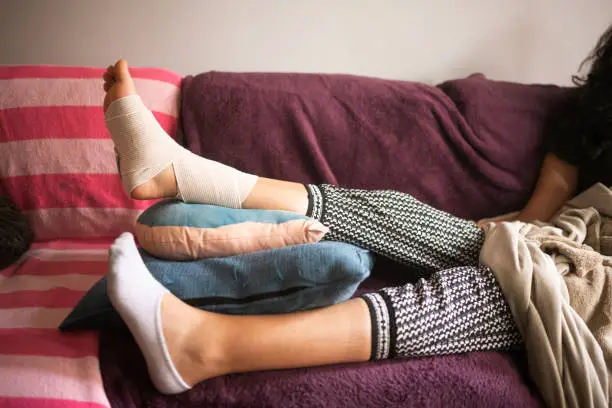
0,65,182,241
0,66,183,407
0,240,112,408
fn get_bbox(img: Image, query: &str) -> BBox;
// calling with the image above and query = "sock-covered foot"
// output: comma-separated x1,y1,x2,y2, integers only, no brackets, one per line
103,60,258,207
107,232,191,394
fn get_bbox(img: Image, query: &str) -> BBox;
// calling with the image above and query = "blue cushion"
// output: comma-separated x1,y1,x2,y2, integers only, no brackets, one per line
139,199,310,227
60,242,374,331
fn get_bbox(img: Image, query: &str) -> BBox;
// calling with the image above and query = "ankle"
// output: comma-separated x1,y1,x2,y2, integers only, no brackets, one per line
129,165,178,200
175,312,230,385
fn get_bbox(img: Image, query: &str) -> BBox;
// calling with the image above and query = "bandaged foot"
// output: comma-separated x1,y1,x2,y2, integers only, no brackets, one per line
103,60,258,207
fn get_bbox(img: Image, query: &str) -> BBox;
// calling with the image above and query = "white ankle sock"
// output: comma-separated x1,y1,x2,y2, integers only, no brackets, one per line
107,232,191,395
105,95,258,208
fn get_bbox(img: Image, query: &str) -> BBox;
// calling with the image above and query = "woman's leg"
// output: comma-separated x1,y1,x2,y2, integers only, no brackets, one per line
108,233,521,395
104,60,484,271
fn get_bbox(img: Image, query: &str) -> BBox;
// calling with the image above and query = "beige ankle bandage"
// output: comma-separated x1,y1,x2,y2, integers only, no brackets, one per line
105,95,257,208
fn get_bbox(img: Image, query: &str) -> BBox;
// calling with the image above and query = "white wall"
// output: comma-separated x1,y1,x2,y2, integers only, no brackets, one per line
1,0,611,85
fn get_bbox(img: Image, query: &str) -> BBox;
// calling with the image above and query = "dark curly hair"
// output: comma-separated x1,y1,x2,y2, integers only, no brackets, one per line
573,24,612,87
0,195,33,270
559,24,612,162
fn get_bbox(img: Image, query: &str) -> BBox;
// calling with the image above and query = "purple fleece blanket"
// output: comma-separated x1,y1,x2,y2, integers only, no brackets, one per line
100,72,567,407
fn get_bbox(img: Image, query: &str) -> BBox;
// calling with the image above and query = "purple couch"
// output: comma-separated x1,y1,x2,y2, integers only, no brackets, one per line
100,71,568,407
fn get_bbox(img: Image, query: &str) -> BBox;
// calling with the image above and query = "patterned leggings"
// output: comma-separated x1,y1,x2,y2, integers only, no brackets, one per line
306,184,522,360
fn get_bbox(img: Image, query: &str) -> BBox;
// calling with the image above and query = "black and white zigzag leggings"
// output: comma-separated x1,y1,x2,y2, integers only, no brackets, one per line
306,185,522,359
306,184,484,272
362,266,522,359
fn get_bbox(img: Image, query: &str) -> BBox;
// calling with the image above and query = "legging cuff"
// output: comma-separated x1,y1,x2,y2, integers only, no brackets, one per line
360,292,396,360
305,184,324,220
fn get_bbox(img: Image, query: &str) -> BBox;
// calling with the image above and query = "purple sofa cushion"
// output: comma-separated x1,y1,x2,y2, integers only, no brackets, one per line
180,71,567,220
100,332,541,408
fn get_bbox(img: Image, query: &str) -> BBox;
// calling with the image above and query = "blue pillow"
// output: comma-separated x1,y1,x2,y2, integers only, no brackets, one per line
60,242,374,331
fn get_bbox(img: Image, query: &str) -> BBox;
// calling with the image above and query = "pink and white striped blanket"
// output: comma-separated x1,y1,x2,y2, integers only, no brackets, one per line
1,241,112,408
0,66,182,240
0,66,182,407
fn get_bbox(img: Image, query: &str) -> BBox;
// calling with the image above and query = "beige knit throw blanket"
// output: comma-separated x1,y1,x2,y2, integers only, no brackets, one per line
480,183,611,408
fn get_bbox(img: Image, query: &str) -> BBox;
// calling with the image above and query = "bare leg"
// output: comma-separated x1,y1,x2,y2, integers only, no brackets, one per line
242,178,309,214
170,295,371,387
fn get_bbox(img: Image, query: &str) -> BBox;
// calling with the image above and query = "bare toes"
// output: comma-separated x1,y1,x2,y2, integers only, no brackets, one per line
113,59,131,81
102,60,136,105
103,72,114,84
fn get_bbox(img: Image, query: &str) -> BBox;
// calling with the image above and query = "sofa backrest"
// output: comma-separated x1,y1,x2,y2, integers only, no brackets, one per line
181,71,569,220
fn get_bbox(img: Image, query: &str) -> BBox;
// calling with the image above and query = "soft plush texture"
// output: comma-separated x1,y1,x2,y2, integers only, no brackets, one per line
60,242,373,331
480,184,612,408
97,71,555,407
101,338,541,408
182,71,567,221
0,66,182,240
134,199,328,260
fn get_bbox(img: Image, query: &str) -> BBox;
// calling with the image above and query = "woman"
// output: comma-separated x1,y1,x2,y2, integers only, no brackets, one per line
102,25,611,394
517,24,612,224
